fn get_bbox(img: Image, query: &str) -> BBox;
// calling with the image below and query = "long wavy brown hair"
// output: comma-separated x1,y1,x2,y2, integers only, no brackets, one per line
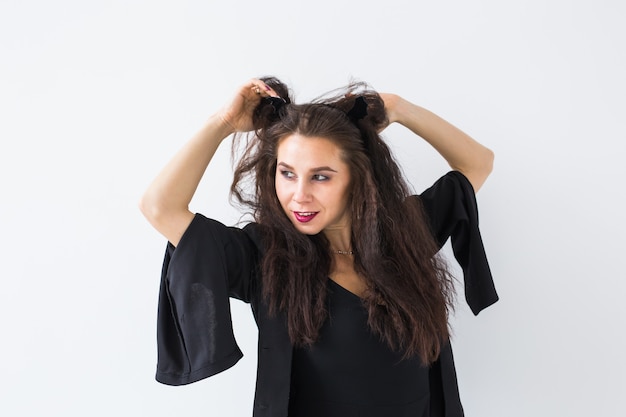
231,77,454,364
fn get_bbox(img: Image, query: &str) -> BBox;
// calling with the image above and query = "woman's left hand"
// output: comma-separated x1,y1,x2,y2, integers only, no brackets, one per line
378,93,404,131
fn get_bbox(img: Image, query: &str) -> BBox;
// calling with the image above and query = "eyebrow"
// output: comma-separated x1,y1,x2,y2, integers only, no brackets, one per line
277,162,338,173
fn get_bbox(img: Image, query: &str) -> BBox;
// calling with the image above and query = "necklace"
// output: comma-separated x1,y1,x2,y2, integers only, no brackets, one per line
331,249,354,255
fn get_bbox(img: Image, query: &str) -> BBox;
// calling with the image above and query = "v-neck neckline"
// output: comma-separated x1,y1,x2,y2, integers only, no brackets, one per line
328,278,364,300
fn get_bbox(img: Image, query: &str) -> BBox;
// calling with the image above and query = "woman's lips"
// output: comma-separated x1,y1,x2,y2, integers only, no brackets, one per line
293,211,318,223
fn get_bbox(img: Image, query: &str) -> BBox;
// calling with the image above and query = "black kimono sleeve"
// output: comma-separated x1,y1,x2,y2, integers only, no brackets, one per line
155,214,259,386
418,170,498,315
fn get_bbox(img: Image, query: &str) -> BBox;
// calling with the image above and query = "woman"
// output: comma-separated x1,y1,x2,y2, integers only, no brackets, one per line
140,77,497,417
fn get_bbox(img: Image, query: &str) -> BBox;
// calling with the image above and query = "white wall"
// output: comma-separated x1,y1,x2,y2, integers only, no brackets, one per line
1,1,624,415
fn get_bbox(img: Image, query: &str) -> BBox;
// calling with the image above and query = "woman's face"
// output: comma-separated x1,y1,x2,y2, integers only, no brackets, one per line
275,134,352,235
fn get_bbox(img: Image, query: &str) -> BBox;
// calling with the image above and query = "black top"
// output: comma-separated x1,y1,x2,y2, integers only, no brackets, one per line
153,171,498,417
289,279,430,417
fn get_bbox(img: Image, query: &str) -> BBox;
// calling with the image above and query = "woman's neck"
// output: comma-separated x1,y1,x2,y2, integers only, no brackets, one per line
323,226,353,254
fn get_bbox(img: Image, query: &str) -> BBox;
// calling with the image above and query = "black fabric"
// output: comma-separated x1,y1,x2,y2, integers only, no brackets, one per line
417,171,498,315
155,218,257,385
289,279,430,417
154,170,498,417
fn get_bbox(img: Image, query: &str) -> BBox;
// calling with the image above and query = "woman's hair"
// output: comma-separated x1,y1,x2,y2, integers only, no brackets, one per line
231,76,454,364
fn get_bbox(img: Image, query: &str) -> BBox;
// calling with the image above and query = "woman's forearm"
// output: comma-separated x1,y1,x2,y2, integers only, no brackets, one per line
139,114,234,244
386,94,494,191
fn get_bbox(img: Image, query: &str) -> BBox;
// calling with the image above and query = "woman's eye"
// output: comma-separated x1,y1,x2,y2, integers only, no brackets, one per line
312,174,329,181
280,170,295,179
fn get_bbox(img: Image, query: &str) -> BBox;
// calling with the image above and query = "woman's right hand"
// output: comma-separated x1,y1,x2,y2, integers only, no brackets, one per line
218,78,281,133
140,78,282,246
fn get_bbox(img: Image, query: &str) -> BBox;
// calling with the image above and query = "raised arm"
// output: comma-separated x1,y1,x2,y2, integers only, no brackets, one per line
380,94,494,192
139,79,279,246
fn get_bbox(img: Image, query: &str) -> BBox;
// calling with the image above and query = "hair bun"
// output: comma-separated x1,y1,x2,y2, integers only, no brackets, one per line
252,76,292,130
322,83,388,132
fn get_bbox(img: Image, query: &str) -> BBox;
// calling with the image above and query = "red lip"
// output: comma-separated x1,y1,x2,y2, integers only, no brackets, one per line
293,211,318,223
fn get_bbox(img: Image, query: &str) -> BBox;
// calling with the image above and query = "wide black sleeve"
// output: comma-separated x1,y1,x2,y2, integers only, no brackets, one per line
418,170,498,315
155,213,259,386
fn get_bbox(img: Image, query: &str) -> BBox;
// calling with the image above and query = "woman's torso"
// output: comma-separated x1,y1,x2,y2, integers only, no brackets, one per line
288,279,430,417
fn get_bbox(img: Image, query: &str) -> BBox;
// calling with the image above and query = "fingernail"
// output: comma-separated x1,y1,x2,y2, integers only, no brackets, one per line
265,85,271,91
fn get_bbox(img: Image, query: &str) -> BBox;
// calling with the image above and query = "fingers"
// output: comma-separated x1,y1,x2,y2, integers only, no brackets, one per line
249,79,281,99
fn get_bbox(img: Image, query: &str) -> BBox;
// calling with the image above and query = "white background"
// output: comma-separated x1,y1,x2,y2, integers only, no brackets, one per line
1,0,625,416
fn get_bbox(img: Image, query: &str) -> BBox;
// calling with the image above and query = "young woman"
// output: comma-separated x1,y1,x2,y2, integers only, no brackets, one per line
140,77,497,417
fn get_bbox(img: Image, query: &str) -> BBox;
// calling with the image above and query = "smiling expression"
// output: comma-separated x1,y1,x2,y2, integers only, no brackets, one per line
275,134,352,236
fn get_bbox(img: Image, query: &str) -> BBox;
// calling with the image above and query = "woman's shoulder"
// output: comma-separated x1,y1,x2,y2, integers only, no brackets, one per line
419,171,474,200
173,213,264,254
413,170,478,248
416,170,474,213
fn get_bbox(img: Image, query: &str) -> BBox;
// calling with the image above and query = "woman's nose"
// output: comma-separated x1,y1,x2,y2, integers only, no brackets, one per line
292,180,312,203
